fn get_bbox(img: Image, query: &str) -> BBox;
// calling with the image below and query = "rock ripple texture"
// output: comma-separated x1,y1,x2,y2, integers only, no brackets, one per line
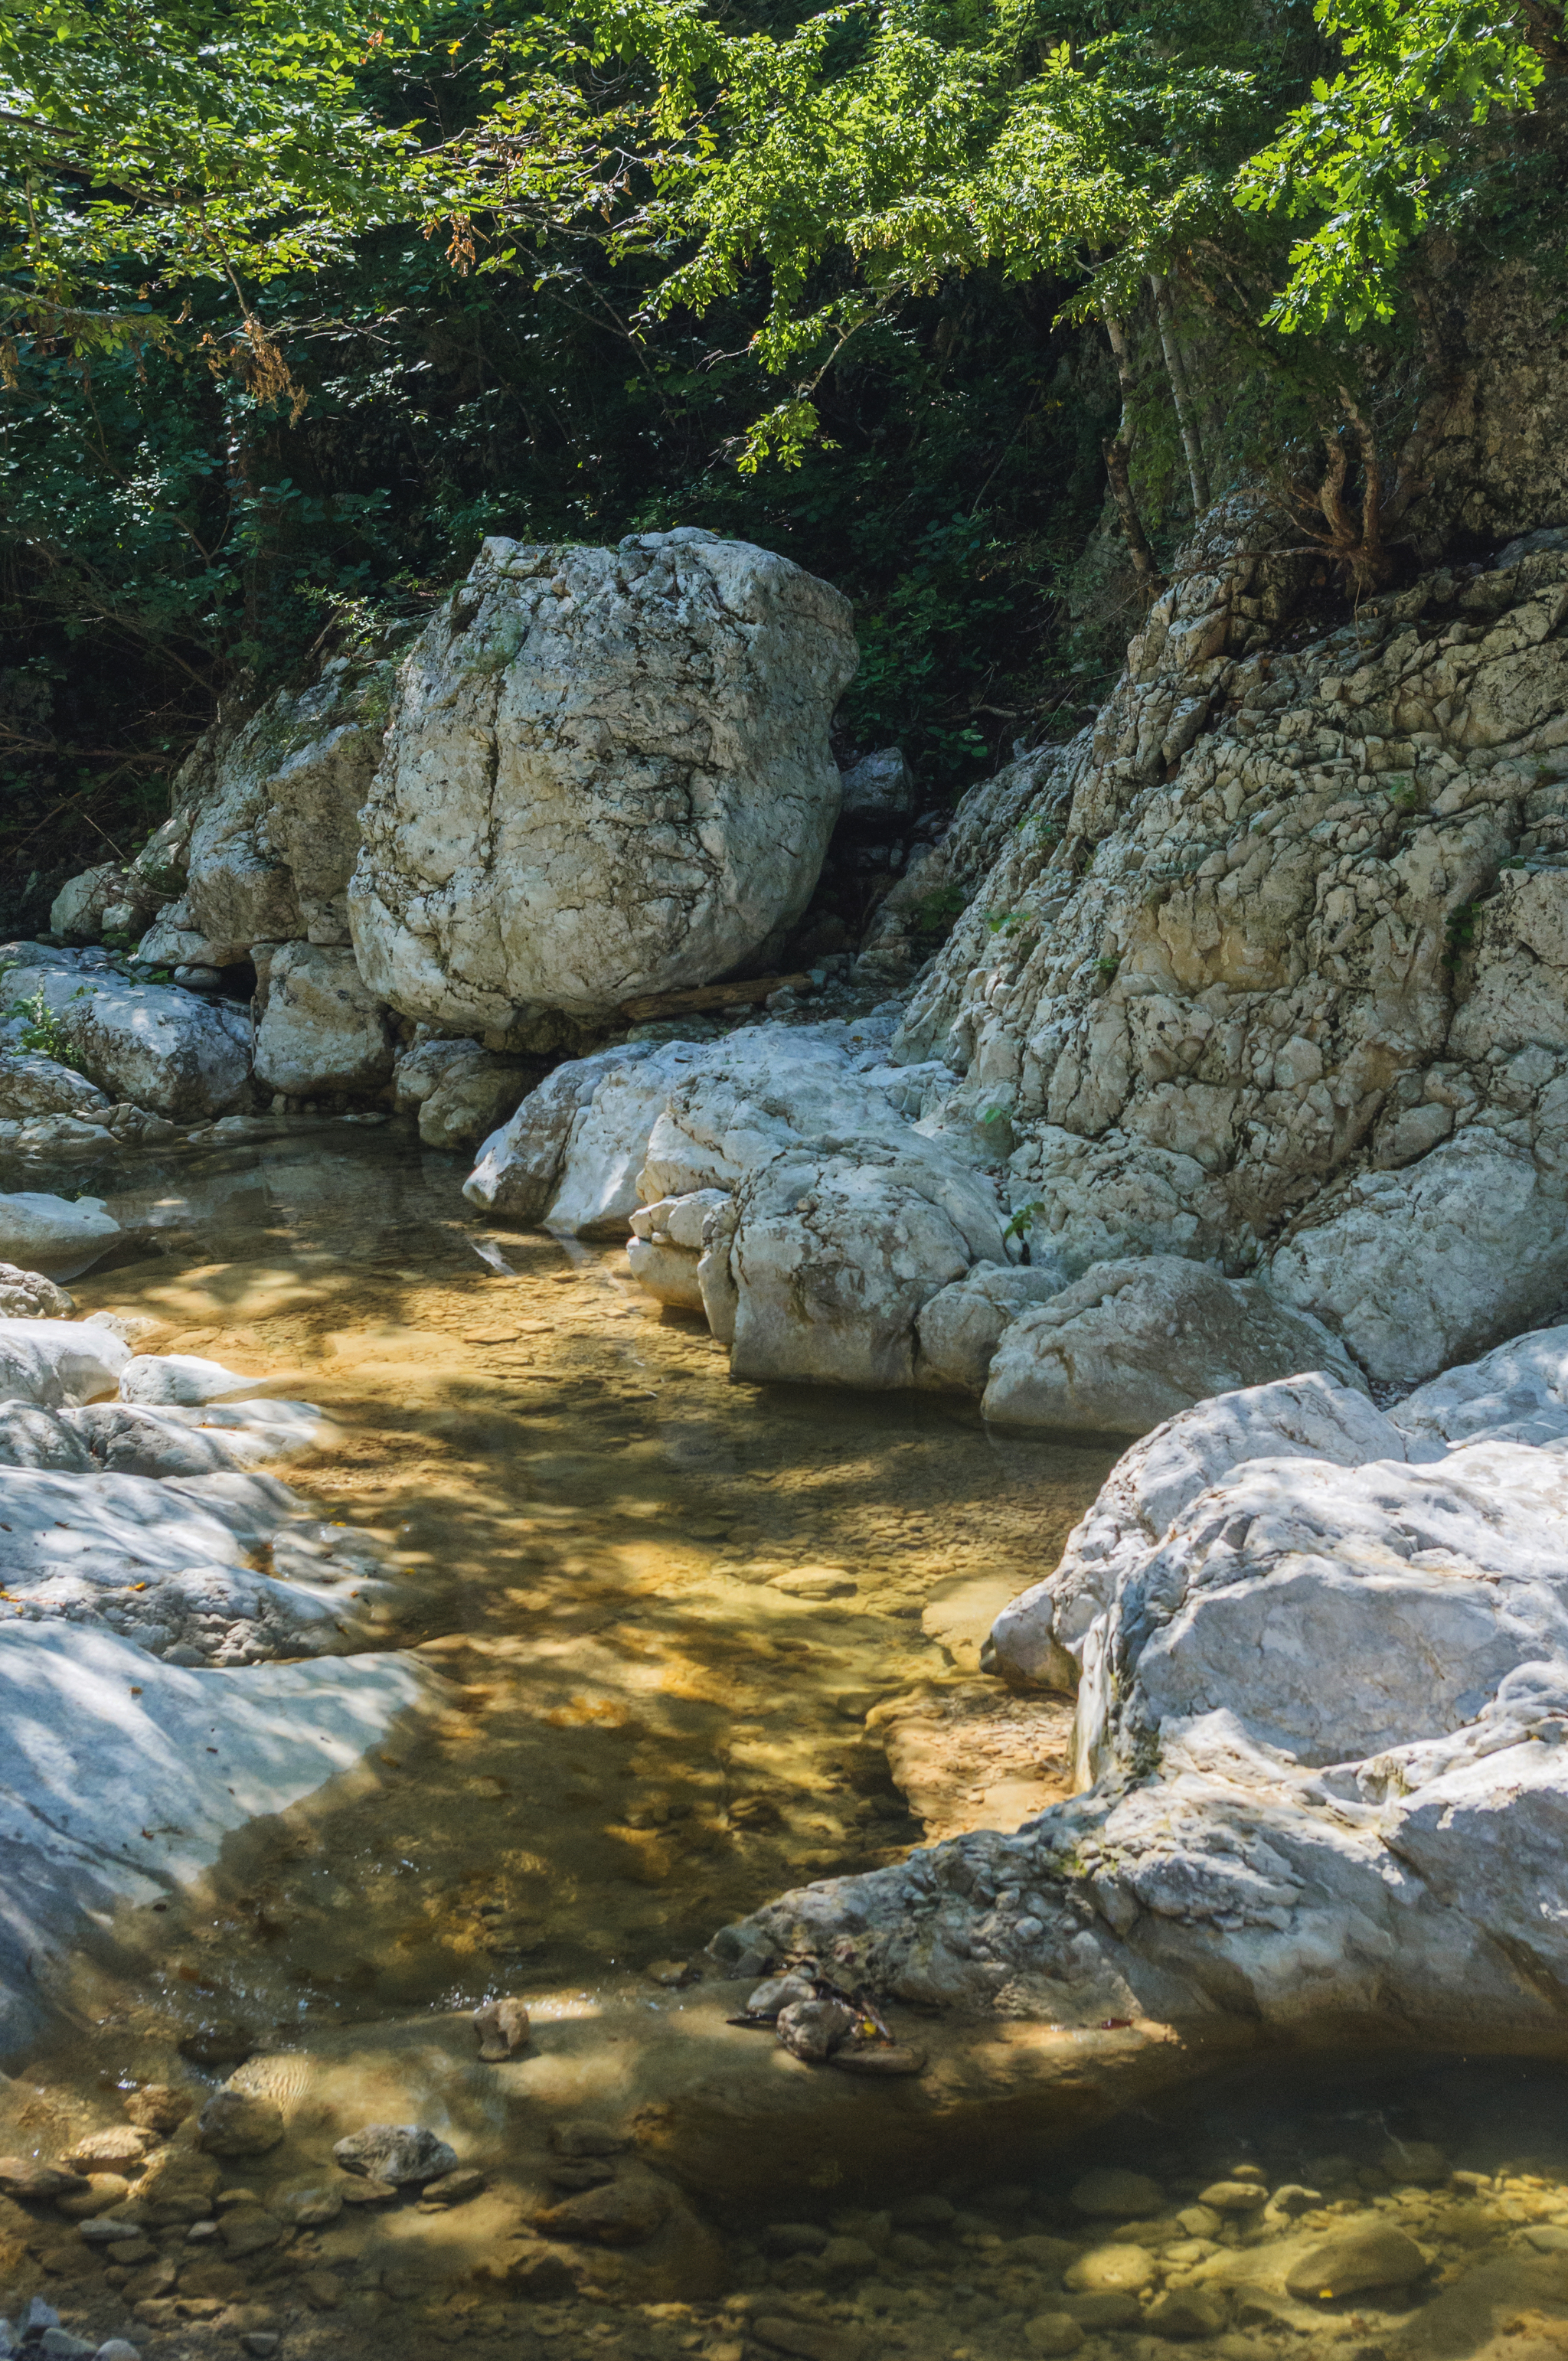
350,529,858,1037
713,1324,1568,2048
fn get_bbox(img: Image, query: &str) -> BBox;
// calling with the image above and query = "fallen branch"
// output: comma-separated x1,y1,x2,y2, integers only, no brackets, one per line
619,971,812,1023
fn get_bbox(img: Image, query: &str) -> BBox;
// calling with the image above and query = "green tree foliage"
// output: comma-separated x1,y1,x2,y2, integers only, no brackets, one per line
0,0,1561,921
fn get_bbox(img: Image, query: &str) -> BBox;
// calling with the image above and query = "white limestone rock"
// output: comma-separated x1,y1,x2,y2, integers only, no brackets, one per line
119,1354,260,1407
0,1625,425,2051
839,746,916,820
1266,1132,1568,1386
0,1192,120,1278
625,1189,730,1312
980,1256,1365,1435
49,863,163,945
417,1047,536,1151
0,1316,130,1408
988,1371,1410,1696
0,953,250,1118
0,1456,387,1666
0,1263,74,1320
349,530,857,1036
253,942,396,1099
916,1262,1067,1393
1392,1321,1568,1448
0,1397,323,1480
872,514,1568,1387
149,658,394,961
714,1335,1568,2047
464,1040,701,1233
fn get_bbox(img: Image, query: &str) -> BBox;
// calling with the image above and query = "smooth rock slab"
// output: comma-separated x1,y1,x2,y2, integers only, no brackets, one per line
0,1316,129,1407
119,1354,258,1407
351,530,857,1033
0,1624,426,2049
0,1195,120,1279
1283,2222,1427,2300
980,1256,1366,1435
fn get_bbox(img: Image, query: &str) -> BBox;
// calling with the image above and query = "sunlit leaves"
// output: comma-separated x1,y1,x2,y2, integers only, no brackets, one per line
1235,0,1551,330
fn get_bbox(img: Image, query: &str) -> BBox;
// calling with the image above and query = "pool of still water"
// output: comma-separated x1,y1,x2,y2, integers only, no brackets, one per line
2,1132,1562,2361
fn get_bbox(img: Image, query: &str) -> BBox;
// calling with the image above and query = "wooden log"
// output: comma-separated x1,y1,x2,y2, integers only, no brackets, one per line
619,972,812,1024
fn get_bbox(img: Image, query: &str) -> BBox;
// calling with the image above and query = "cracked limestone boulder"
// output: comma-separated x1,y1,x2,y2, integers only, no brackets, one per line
988,1369,1411,1703
979,1255,1367,1435
391,1035,541,1150
349,529,858,1039
139,655,394,965
49,861,165,945
0,1051,113,1123
465,1040,707,1233
916,1261,1072,1393
253,942,397,1099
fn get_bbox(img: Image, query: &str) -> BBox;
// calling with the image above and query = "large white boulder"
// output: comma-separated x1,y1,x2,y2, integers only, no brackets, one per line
0,1192,120,1278
349,530,858,1037
979,1255,1366,1433
253,942,397,1098
1,952,250,1118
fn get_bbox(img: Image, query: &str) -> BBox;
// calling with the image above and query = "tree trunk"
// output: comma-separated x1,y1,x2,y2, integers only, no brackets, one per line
1101,309,1161,598
1148,272,1210,520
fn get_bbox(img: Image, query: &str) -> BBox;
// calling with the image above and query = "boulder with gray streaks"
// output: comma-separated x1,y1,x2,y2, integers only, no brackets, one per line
139,656,394,965
350,530,857,1038
393,1036,539,1150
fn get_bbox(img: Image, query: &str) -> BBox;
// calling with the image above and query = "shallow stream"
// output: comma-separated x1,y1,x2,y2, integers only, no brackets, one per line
2,1131,1565,2361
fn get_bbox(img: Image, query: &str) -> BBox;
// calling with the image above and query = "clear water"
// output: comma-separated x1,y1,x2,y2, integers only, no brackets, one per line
5,1135,1563,2361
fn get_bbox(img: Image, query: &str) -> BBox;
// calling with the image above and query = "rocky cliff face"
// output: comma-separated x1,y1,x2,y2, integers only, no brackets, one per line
894,513,1568,1385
